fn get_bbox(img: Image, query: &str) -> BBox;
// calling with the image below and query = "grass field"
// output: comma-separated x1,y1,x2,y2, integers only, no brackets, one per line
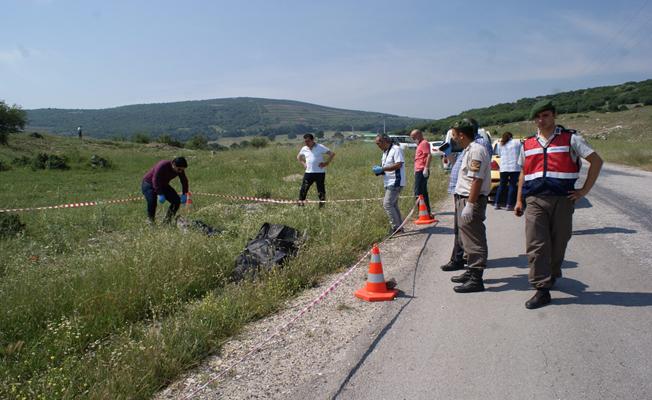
487,105,652,170
0,133,448,399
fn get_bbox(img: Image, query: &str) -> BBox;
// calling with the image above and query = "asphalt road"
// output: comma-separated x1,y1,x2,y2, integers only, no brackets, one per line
331,162,652,400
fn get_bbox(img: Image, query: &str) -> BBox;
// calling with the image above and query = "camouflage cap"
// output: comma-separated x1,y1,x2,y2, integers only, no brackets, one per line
529,99,556,119
451,118,476,136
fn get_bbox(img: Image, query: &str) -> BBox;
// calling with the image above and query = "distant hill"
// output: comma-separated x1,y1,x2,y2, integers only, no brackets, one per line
25,98,426,140
408,78,652,135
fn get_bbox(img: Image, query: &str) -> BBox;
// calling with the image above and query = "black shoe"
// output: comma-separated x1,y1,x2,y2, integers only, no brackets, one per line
453,269,485,293
441,260,465,271
451,269,472,283
525,289,551,309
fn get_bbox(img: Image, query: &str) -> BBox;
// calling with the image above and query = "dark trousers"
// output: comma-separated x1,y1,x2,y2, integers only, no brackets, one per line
299,172,326,207
414,171,431,215
525,195,574,289
141,181,180,222
495,171,520,207
455,194,488,270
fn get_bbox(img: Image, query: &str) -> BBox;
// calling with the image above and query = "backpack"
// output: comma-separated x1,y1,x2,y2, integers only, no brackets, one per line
233,223,303,282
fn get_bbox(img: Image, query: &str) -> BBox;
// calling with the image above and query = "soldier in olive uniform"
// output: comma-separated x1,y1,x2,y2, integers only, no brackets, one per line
450,119,492,293
515,100,603,309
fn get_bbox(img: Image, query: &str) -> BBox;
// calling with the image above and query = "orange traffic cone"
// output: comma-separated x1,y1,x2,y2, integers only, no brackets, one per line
414,194,437,225
354,244,398,302
186,192,193,209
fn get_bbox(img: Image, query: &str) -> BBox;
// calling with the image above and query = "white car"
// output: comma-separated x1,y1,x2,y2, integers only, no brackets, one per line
429,140,450,170
390,135,417,150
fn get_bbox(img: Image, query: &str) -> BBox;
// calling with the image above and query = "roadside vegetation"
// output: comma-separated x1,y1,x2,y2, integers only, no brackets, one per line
0,133,448,399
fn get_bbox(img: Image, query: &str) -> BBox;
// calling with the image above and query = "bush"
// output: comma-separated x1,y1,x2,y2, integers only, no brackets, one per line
11,156,31,167
32,153,69,170
287,133,297,140
158,134,184,148
250,137,269,148
0,131,8,145
29,132,44,139
0,159,9,171
209,142,229,151
90,154,111,169
185,134,209,150
0,213,25,238
132,133,151,144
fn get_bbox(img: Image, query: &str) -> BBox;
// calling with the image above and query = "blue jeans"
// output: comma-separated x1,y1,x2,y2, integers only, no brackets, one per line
495,171,520,207
141,181,180,222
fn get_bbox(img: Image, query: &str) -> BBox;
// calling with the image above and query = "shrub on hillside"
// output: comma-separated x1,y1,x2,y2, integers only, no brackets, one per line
185,134,209,150
287,133,297,140
250,137,268,148
0,213,25,238
0,131,7,145
32,153,69,170
11,156,31,167
0,159,10,171
90,154,112,169
158,134,184,148
209,142,229,151
132,133,151,144
29,132,44,139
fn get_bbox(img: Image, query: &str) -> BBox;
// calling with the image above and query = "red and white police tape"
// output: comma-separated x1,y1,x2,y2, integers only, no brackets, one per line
0,192,413,213
0,196,143,213
194,191,413,205
179,199,420,400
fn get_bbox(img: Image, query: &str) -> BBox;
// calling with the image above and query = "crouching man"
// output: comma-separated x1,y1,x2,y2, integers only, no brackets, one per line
450,119,491,293
141,157,189,224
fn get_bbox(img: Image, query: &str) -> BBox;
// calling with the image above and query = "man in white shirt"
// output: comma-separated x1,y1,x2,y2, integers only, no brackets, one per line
373,134,406,234
297,133,335,207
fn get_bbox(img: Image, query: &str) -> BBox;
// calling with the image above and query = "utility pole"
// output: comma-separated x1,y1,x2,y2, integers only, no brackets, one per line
383,119,386,134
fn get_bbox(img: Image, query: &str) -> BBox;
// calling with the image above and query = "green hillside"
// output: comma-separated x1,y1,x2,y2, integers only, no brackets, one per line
409,78,652,135
25,97,425,141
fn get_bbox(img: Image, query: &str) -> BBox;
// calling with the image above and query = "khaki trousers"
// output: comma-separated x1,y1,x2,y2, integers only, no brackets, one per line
454,195,488,270
525,195,574,289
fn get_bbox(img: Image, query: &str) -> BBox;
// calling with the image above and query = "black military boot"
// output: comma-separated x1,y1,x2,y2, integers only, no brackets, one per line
453,268,484,293
440,260,465,271
451,269,472,283
525,289,551,309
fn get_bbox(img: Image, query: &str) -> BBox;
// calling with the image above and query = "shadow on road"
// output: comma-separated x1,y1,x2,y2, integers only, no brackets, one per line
436,211,455,216
556,278,652,307
572,226,637,235
486,273,652,307
574,197,592,209
487,255,578,270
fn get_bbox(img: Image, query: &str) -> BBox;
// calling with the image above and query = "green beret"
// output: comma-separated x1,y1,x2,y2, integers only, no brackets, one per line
529,99,556,119
451,118,476,136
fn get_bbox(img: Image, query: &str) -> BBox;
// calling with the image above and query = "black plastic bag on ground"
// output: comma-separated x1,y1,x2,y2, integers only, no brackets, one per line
233,223,303,282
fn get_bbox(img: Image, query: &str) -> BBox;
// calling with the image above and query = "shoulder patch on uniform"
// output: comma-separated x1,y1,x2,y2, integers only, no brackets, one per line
470,159,481,172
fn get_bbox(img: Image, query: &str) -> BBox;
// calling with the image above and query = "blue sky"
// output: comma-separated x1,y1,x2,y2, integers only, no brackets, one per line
2,0,652,118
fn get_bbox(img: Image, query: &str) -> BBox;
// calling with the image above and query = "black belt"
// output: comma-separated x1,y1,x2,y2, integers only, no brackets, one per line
454,194,486,199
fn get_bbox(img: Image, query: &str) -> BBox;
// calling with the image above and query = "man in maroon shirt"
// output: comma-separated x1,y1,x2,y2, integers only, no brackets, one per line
141,157,189,224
